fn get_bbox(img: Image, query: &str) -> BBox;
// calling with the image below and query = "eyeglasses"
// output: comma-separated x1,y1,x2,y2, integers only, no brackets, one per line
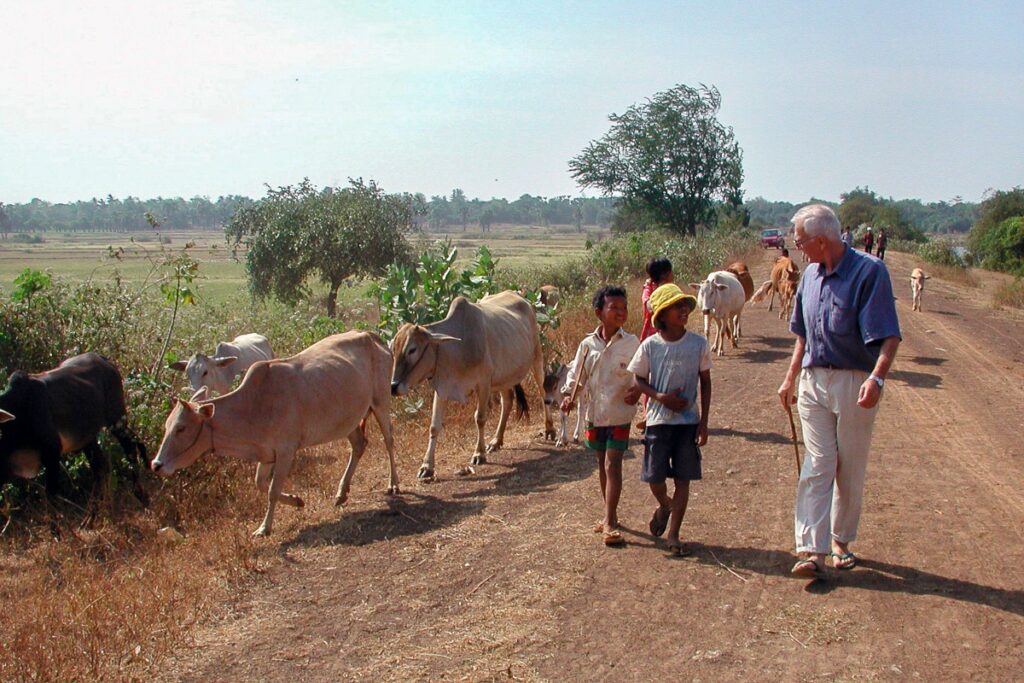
794,235,817,249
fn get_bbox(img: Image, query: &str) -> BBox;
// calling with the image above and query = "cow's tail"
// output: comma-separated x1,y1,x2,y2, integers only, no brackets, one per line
112,417,150,507
513,384,530,421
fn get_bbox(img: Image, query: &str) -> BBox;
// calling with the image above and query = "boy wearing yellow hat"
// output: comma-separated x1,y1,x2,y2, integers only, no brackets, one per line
627,283,712,555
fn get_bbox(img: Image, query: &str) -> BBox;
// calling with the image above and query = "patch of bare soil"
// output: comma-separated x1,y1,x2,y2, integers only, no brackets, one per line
156,249,1023,682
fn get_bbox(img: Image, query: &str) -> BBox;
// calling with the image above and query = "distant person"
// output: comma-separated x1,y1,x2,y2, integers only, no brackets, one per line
876,229,888,260
628,283,712,556
779,204,901,578
841,226,853,247
863,227,874,255
638,258,675,431
561,286,641,547
775,247,791,263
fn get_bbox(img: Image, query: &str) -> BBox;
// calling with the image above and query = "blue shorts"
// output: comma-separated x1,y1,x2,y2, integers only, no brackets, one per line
641,424,702,483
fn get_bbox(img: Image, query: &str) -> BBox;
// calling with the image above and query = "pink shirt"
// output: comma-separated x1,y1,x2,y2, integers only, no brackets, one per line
640,279,658,341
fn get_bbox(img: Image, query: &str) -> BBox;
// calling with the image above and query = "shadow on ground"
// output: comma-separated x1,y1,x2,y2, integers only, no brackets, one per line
888,369,943,389
710,427,791,445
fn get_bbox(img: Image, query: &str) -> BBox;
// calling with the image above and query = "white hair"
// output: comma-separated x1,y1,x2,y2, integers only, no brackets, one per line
792,204,841,241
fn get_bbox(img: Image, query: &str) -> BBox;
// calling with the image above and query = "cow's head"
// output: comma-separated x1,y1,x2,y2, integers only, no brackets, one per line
151,392,215,476
542,363,568,406
389,324,460,396
690,279,727,315
169,353,239,395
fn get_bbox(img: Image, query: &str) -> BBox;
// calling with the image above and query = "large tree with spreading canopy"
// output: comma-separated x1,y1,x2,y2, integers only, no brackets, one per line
568,83,744,235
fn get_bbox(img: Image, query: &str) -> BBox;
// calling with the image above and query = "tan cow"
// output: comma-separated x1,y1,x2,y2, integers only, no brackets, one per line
910,268,931,311
151,331,398,537
753,256,801,321
724,261,755,339
390,290,554,479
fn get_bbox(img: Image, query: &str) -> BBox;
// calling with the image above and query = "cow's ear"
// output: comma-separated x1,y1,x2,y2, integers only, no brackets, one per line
688,282,700,291
197,403,215,419
213,356,238,367
425,331,461,344
169,360,188,372
0,408,15,423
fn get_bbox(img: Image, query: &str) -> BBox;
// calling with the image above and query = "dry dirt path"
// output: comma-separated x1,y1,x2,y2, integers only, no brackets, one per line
159,250,1023,682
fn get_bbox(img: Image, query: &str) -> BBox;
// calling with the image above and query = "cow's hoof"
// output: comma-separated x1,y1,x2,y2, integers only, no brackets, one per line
484,442,501,454
544,430,557,441
252,526,271,537
417,466,434,479
555,439,567,448
334,495,347,507
471,453,487,465
387,485,400,496
294,496,305,509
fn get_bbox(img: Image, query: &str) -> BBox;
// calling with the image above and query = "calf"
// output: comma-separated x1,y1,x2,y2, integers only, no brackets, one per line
539,285,560,309
753,256,801,321
910,268,931,312
691,271,747,356
543,361,583,447
169,333,273,395
0,353,147,509
152,331,398,536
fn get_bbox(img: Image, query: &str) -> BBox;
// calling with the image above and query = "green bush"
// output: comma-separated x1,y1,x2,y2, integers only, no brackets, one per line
917,240,966,269
974,216,1024,275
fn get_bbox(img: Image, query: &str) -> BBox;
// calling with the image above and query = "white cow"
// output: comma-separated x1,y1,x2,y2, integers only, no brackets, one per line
910,268,931,312
543,361,584,447
170,333,274,395
390,290,554,478
690,271,747,356
152,331,398,537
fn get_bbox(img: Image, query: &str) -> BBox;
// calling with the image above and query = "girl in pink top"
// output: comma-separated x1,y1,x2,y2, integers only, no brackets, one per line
638,257,674,430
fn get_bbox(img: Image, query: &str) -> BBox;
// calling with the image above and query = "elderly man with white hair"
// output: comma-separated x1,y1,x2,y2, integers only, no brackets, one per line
777,204,901,578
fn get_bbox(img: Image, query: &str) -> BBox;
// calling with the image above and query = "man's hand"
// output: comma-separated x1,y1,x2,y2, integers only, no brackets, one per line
657,389,689,413
857,379,881,408
778,378,797,410
623,385,641,405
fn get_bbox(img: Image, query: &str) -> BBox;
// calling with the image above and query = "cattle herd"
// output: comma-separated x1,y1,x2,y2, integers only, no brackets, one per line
0,259,931,536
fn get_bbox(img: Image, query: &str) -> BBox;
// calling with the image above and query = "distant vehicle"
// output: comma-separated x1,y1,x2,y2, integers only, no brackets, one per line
760,228,785,249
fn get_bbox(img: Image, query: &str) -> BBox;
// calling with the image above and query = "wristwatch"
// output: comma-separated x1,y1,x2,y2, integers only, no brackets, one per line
868,374,885,389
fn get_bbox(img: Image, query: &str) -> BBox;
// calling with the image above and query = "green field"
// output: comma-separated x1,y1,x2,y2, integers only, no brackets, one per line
0,225,606,306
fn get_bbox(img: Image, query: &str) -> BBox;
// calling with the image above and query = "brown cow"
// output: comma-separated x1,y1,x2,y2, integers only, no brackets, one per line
724,261,755,339
753,256,801,321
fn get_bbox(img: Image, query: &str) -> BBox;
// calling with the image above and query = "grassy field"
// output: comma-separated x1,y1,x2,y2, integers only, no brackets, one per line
0,224,606,306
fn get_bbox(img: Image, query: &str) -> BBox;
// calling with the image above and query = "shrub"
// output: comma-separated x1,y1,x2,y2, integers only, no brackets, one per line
992,277,1024,309
917,240,966,269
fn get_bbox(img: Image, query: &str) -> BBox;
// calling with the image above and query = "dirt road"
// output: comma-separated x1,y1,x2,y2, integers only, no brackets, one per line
159,250,1023,681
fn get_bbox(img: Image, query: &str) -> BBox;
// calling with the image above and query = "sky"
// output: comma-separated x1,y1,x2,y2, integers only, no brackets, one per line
2,0,1022,206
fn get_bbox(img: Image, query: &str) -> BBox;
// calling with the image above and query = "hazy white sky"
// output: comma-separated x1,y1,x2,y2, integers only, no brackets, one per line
2,0,1022,205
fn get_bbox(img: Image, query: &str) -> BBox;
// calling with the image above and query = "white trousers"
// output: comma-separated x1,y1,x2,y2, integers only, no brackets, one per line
794,367,880,554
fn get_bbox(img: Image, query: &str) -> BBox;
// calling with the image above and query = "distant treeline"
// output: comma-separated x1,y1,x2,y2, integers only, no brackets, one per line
0,191,619,236
0,188,978,236
745,195,978,233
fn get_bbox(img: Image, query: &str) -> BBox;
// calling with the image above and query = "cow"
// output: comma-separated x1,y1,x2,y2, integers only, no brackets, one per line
753,256,801,321
724,261,755,339
539,285,560,309
690,271,747,356
0,353,148,513
169,333,274,396
151,331,398,537
390,290,554,479
543,361,583,447
910,268,931,312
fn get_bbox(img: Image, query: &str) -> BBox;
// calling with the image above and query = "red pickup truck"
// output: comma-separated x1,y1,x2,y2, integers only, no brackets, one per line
760,228,785,249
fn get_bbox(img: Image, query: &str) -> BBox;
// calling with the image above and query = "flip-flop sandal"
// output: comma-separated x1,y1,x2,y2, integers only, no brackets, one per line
831,551,857,570
603,530,625,546
790,558,824,578
649,506,670,537
668,543,691,557
592,521,604,533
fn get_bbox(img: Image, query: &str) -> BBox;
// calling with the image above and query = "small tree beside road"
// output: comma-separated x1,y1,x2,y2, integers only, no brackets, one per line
226,179,415,317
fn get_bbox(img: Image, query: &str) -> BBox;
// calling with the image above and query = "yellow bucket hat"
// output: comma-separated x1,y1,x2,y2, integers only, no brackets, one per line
650,283,698,325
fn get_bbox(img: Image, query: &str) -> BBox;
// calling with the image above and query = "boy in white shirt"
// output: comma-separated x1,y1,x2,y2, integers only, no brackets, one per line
561,286,641,547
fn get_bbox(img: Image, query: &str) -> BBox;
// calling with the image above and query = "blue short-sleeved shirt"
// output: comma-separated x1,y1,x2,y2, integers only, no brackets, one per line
790,246,902,373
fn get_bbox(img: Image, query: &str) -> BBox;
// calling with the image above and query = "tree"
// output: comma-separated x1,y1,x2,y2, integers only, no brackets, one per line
225,179,415,317
450,188,469,231
0,203,11,239
568,83,744,236
969,187,1024,272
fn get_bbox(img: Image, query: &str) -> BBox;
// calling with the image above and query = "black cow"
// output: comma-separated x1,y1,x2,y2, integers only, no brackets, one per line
0,353,148,509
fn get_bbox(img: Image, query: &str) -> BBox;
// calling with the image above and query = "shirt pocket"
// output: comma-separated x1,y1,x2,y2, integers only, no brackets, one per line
829,299,859,336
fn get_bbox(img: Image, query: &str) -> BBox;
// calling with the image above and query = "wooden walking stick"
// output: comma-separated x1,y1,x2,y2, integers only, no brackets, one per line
567,347,591,408
785,402,801,476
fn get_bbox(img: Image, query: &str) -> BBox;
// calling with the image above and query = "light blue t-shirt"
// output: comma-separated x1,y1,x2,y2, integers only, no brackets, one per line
627,332,712,426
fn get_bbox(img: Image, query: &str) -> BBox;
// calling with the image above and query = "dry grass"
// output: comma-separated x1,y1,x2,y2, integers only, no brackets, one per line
927,263,979,288
992,277,1024,310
